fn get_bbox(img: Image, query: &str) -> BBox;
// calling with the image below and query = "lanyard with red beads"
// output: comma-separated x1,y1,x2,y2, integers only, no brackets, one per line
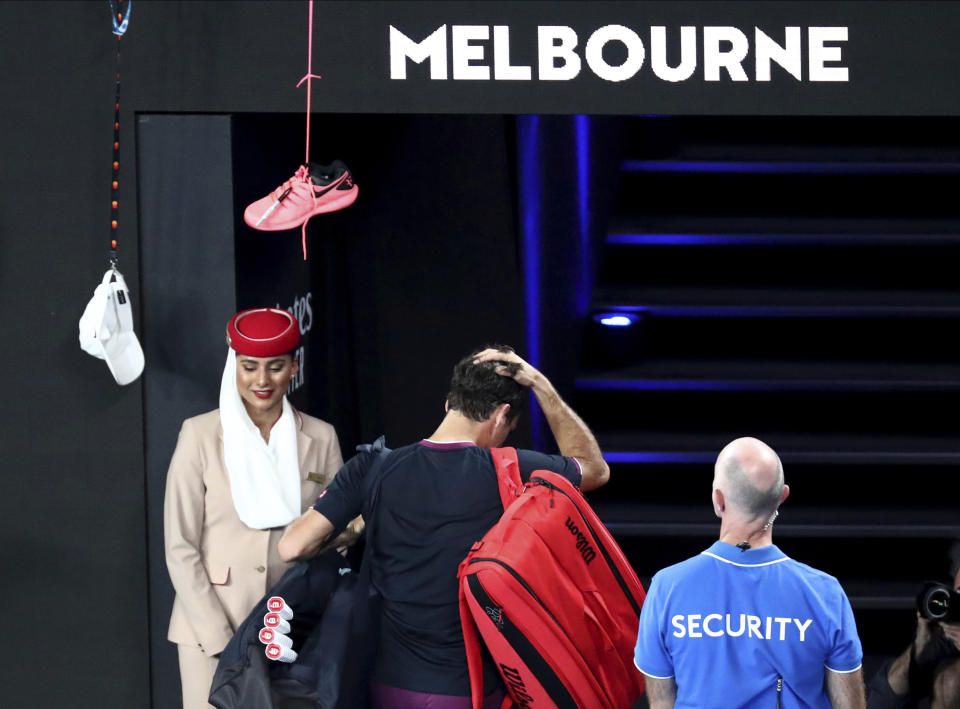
107,0,131,270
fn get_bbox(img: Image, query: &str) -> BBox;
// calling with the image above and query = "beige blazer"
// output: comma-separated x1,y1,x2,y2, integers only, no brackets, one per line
164,408,342,655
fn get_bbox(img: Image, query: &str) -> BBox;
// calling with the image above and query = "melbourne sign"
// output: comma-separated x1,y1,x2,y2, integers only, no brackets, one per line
390,24,848,83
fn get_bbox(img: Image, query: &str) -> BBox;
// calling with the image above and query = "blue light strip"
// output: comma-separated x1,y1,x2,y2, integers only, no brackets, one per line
518,115,543,449
580,378,960,393
608,233,827,246
604,450,960,465
576,115,590,316
604,451,715,464
519,116,541,369
599,304,960,318
608,233,763,246
608,233,960,247
579,379,754,391
622,160,960,175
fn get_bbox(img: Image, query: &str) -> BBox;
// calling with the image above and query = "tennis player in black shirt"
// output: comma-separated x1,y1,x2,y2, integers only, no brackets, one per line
279,345,610,708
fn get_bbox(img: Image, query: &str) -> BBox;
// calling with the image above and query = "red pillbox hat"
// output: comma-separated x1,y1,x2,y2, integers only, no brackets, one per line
226,308,299,357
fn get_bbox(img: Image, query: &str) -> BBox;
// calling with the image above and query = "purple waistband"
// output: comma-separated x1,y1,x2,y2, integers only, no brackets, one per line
371,683,505,709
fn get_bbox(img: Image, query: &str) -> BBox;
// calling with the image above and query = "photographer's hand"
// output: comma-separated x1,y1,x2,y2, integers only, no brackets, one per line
887,614,939,696
942,621,960,652
914,614,938,663
948,574,960,651
917,615,934,641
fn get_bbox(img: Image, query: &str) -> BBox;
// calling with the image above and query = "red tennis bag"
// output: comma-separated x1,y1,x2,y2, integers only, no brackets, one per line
457,448,646,709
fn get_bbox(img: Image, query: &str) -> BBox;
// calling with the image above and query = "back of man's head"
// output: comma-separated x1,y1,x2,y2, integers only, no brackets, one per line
446,345,528,423
714,437,784,520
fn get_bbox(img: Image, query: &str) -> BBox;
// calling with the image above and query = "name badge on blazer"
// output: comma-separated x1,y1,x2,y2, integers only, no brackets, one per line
307,472,326,485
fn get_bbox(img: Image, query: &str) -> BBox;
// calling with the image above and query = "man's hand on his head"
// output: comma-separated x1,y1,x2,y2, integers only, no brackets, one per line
473,347,542,389
472,346,610,491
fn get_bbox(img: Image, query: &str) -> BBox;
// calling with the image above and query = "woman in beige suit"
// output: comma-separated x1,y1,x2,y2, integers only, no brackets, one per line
164,307,343,709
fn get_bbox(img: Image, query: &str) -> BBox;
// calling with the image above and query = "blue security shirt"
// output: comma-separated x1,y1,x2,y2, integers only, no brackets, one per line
634,540,862,709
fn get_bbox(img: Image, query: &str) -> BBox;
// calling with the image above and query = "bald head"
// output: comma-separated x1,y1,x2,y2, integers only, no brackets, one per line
713,437,785,520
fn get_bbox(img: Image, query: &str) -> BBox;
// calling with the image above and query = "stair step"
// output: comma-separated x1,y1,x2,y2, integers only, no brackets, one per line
598,505,960,538
843,581,923,610
590,455,958,512
612,171,959,219
612,523,957,603
595,430,960,466
607,232,960,247
576,360,960,393
622,159,960,176
619,116,960,162
584,314,960,365
576,387,957,435
598,234,960,291
609,214,960,241
593,286,960,317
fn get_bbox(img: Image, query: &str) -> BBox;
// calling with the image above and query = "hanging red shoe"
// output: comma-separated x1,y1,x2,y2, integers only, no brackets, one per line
244,160,358,232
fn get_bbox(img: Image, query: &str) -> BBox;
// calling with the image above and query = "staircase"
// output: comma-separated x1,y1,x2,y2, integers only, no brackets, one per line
579,116,960,654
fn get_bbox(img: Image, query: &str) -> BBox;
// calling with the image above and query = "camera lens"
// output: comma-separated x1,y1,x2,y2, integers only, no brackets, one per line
919,584,952,620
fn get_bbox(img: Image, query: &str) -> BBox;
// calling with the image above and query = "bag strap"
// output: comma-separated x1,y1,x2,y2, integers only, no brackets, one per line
356,436,391,586
458,583,517,709
489,447,523,510
459,577,486,709
459,447,524,709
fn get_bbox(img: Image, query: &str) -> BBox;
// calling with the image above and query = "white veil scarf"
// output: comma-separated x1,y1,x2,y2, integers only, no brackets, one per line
219,349,301,529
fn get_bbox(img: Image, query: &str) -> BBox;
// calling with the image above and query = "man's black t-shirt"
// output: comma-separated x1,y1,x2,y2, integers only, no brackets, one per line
312,440,581,695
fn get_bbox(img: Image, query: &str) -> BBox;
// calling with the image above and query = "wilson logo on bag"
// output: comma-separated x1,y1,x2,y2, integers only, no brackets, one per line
564,516,597,564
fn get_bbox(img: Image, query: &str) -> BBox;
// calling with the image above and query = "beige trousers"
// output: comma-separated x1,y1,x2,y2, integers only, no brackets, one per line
176,642,220,709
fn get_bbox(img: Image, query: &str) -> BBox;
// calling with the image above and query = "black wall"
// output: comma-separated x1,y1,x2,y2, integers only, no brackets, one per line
138,114,239,709
0,3,313,706
0,2,304,704
0,4,150,707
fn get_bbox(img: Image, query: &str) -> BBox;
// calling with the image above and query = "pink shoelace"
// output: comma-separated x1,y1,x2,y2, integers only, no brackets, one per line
272,165,311,201
297,0,322,259
268,165,316,260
